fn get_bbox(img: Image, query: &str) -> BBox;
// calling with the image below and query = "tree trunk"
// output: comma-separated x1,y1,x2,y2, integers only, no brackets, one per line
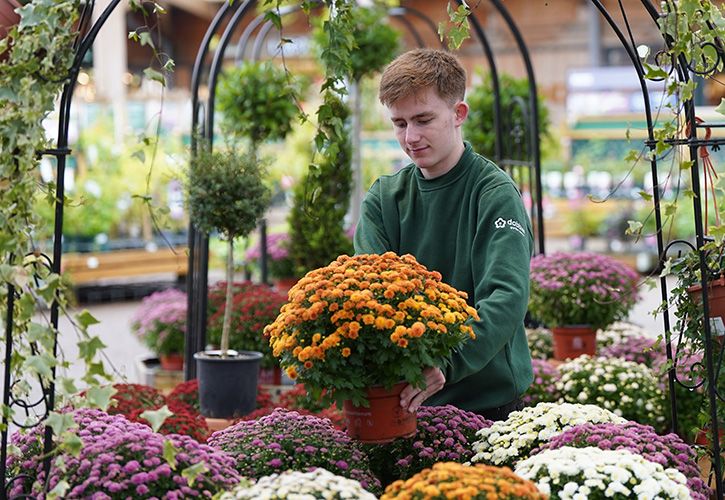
221,236,234,357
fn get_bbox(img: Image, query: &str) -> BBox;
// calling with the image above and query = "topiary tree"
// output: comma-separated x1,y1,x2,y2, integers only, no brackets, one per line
186,142,271,356
216,61,305,155
463,72,551,161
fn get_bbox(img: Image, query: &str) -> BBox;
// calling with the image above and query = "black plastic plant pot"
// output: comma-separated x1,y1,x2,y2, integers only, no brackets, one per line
194,349,263,419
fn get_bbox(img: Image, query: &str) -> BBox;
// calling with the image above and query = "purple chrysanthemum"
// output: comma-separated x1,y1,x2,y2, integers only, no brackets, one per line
6,408,239,498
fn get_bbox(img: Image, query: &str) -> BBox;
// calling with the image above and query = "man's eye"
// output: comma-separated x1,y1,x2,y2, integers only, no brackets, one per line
418,119,432,125
394,122,406,128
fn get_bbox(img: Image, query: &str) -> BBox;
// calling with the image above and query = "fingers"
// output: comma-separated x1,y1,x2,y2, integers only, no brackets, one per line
399,367,446,413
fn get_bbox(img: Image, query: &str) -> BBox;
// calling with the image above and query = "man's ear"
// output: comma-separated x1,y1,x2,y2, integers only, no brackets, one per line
454,101,469,125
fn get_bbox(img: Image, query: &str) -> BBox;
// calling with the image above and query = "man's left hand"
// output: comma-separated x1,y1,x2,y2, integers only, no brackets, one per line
399,366,445,413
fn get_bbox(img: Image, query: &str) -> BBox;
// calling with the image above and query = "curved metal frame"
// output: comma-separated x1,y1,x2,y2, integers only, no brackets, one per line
591,0,725,497
184,0,546,380
1,1,123,496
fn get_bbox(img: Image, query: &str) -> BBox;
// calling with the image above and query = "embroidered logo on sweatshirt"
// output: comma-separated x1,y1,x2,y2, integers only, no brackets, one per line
494,217,526,236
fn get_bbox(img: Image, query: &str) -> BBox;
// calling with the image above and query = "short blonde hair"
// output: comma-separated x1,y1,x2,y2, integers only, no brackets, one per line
379,48,466,106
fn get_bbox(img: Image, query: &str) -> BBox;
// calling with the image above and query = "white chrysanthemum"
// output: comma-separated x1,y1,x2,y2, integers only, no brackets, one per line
470,402,625,467
556,355,665,428
597,321,649,347
515,447,691,500
219,468,376,499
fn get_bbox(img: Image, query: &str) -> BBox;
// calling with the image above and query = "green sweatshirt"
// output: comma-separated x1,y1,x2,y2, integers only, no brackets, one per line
354,142,534,412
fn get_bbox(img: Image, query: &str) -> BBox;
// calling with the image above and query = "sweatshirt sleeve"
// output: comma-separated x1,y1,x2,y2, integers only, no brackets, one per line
445,182,533,384
353,179,392,255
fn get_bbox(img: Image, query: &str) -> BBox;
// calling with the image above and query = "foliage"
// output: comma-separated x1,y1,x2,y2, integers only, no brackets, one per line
287,92,353,277
245,232,297,280
381,462,545,500
470,402,626,468
207,408,381,493
168,379,201,412
528,251,640,330
207,282,287,369
312,4,399,83
219,468,377,499
216,61,305,147
105,383,166,416
367,405,492,483
186,143,270,241
128,400,209,443
556,355,665,429
7,407,239,498
463,72,551,161
265,252,478,406
130,288,187,356
523,359,561,407
539,421,710,500
525,327,553,360
515,446,691,499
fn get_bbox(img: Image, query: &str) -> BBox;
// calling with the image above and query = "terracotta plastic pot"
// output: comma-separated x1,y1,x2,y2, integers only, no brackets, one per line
0,0,21,62
343,381,416,443
687,275,725,341
551,325,596,360
159,353,184,371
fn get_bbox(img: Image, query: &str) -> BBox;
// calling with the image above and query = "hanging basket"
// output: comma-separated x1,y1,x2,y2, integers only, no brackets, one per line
551,325,597,361
343,382,416,443
687,276,725,341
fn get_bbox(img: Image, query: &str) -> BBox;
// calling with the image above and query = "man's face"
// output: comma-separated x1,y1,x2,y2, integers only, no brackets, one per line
387,86,468,179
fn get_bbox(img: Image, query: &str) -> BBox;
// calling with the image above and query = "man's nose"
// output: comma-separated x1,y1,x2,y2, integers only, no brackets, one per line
405,124,421,144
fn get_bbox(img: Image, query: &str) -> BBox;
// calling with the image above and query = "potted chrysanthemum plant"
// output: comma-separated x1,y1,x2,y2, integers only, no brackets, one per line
528,251,639,360
186,139,271,418
265,252,478,443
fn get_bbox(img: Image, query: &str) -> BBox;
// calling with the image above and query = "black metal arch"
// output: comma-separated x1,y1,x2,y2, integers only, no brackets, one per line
1,1,124,496
591,1,725,497
184,0,546,381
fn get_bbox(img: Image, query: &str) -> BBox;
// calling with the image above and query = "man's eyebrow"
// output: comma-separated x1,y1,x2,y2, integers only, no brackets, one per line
390,112,435,121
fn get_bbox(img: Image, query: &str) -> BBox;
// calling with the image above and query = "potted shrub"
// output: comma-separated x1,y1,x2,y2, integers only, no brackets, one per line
206,281,287,384
130,288,187,371
265,252,479,443
528,251,640,360
186,141,271,418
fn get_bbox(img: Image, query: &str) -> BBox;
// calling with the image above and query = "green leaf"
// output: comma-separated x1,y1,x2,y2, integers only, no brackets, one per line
47,480,70,500
638,190,653,202
181,462,208,486
143,67,167,86
46,412,76,436
660,257,673,277
58,377,78,397
624,149,640,163
58,433,83,457
138,31,154,48
77,310,100,328
715,98,725,116
140,405,173,432
77,336,106,361
85,385,116,410
625,220,643,236
680,159,694,170
663,202,677,217
24,355,54,379
163,439,179,470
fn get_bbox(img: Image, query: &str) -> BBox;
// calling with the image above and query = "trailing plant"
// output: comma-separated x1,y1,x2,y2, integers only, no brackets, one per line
287,92,354,275
186,141,271,356
0,0,124,440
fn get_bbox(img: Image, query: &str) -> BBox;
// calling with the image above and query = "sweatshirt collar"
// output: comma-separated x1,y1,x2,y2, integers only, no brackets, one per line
415,142,473,191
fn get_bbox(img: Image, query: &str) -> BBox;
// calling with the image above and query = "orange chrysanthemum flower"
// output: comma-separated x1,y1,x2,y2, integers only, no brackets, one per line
381,462,545,500
265,252,478,406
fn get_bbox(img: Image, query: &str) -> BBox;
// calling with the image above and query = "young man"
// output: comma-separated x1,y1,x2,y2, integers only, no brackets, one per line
353,48,534,420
